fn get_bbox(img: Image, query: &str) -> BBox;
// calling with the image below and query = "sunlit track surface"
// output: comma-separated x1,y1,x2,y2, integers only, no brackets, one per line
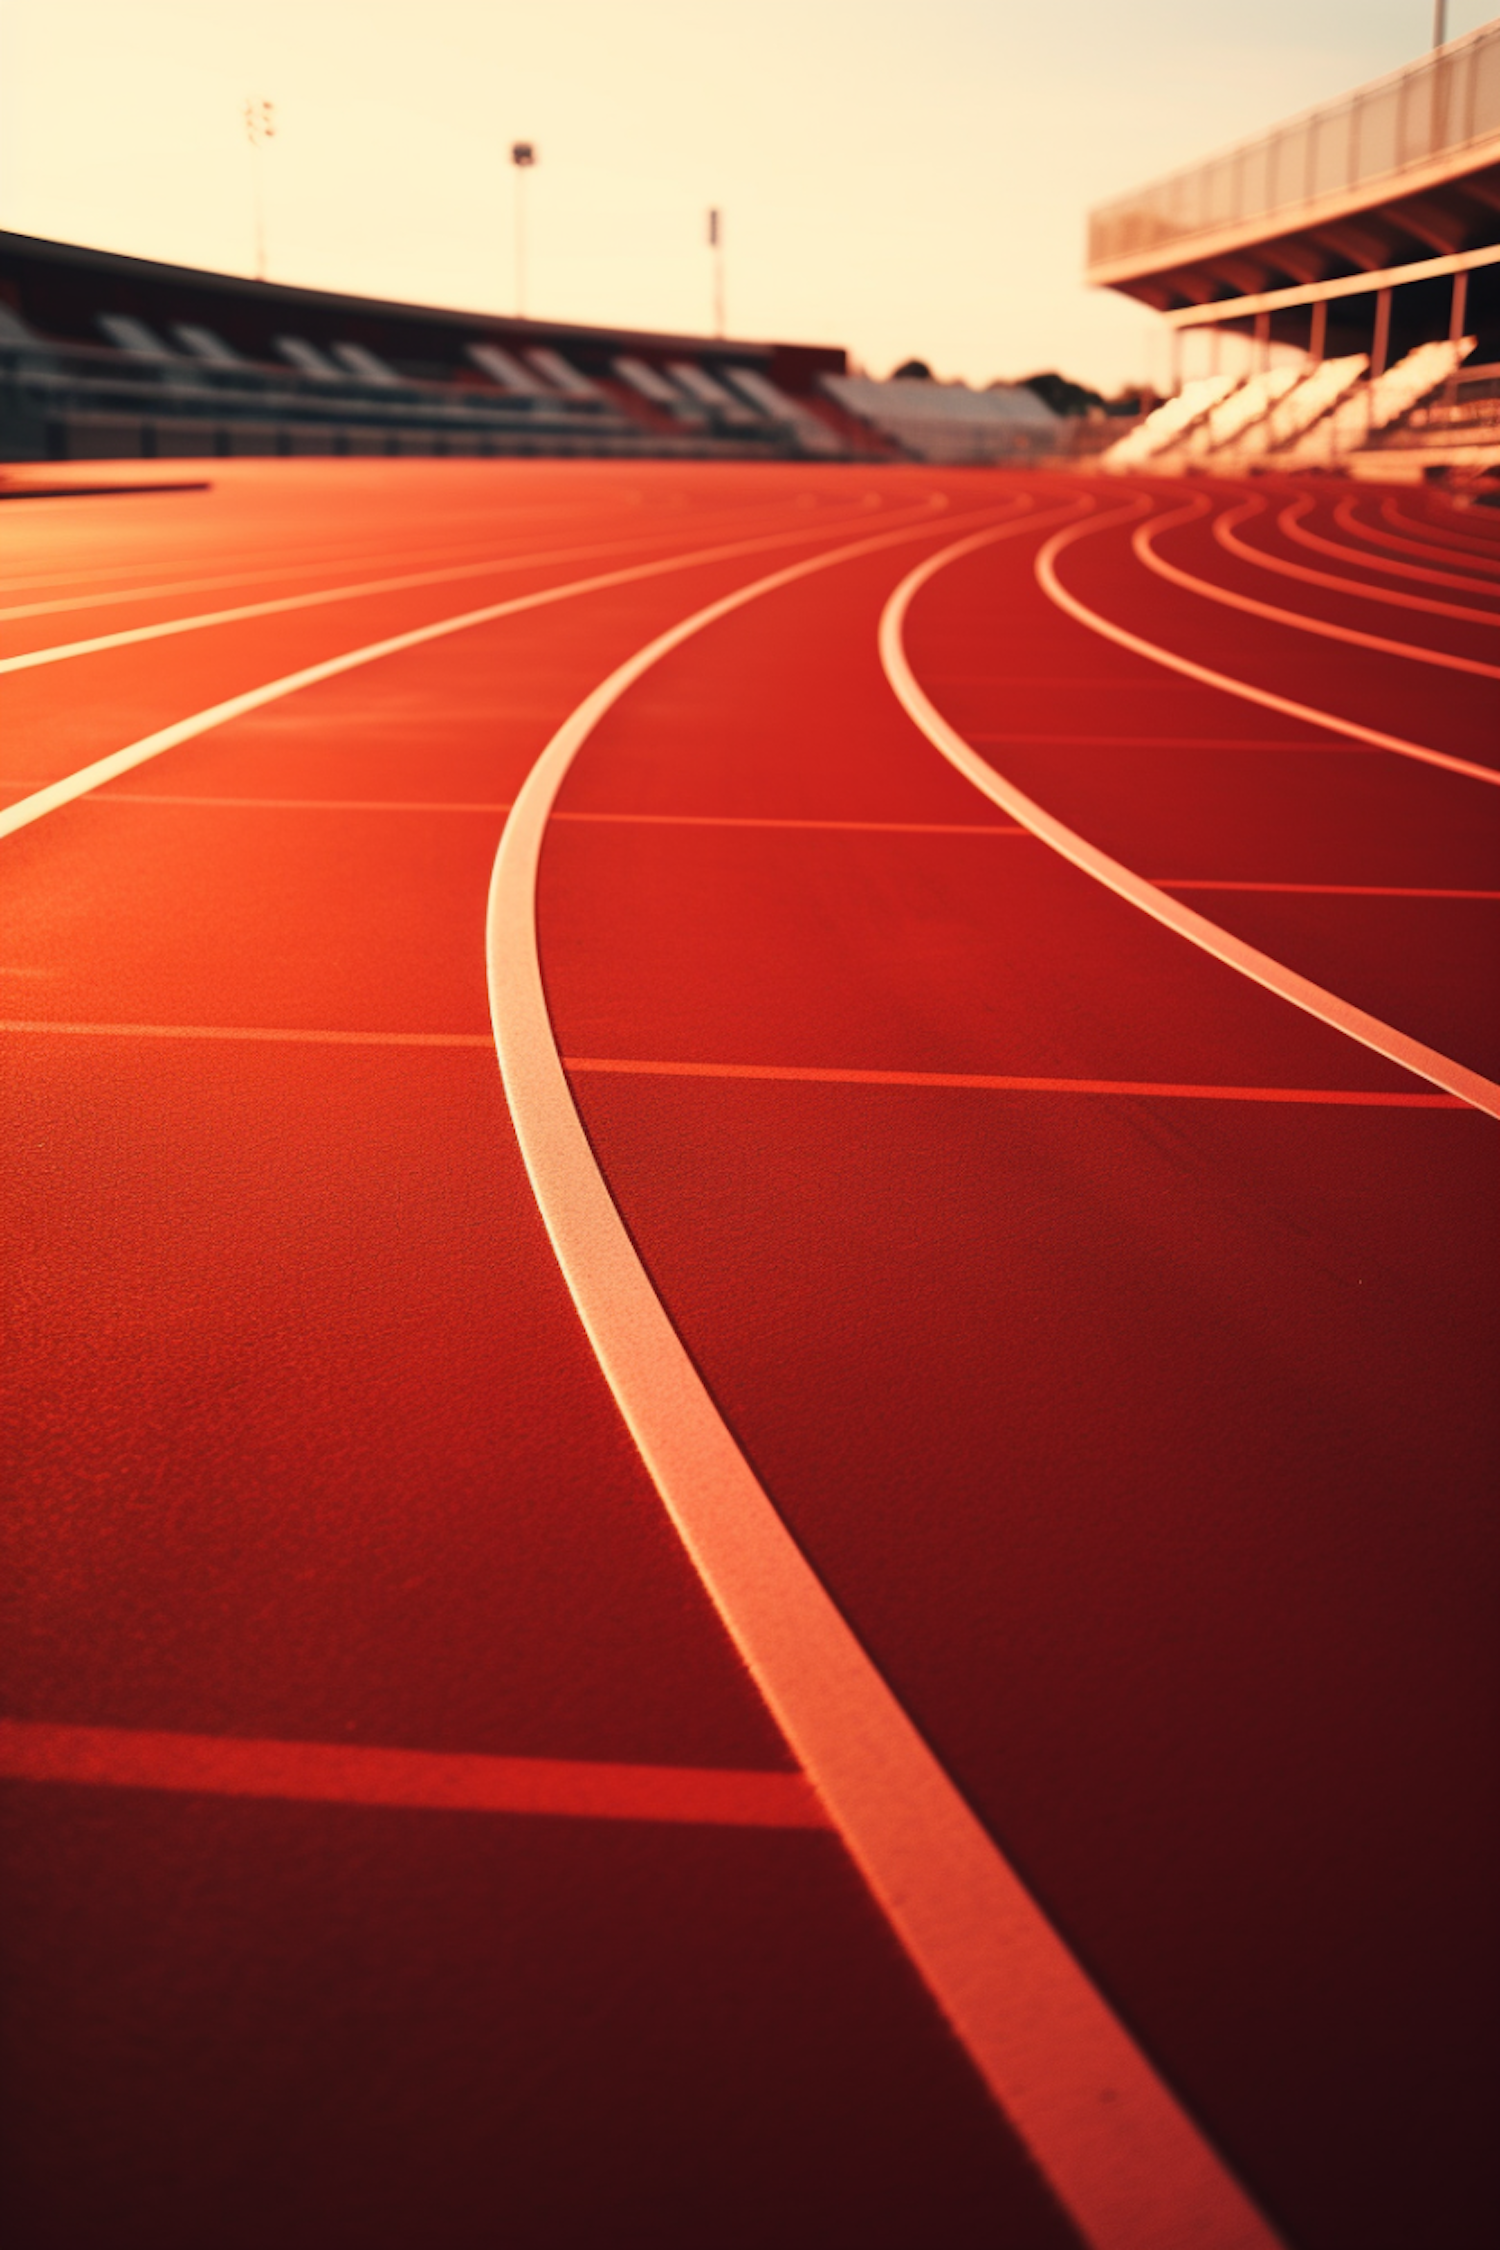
2,459,1495,2250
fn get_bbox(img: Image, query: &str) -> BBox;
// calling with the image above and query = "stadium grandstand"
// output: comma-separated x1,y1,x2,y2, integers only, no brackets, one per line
819,370,1060,464
0,229,868,466
1088,14,1500,485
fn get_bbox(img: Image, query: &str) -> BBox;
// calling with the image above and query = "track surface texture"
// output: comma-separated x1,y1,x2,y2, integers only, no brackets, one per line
2,459,1495,2250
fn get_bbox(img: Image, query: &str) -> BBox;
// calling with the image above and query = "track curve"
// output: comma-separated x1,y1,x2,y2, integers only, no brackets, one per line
2,459,1494,2250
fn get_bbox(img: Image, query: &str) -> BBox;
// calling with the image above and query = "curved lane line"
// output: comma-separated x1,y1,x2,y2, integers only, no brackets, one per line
1332,494,1500,574
1212,497,1500,627
1039,501,1500,790
0,498,866,620
886,520,1500,1121
487,499,1282,2250
0,496,975,845
0,495,918,674
1377,496,1500,569
564,1057,1461,1108
1136,504,1500,681
1276,495,1500,600
0,1718,828,1831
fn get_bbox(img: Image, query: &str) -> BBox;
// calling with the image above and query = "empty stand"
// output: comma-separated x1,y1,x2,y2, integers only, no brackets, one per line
330,342,404,387
274,336,344,381
667,362,762,427
1,229,853,463
96,314,177,360
1101,376,1238,469
1174,366,1302,462
468,343,553,398
525,347,605,401
820,373,1060,464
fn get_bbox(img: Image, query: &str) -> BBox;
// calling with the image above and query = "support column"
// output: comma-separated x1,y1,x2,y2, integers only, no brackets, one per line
1253,310,1270,374
1446,269,1469,405
1309,297,1327,364
1448,269,1469,345
1371,287,1392,380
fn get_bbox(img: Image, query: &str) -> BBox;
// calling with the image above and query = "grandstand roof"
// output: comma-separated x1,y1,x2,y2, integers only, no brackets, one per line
1086,19,1499,320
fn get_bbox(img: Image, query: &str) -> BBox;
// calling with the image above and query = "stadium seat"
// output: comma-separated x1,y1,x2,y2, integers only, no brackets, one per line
171,324,243,366
467,342,551,397
330,342,404,387
274,336,345,380
1100,375,1237,469
1175,365,1302,460
96,313,179,359
525,347,603,400
666,361,761,427
723,367,843,455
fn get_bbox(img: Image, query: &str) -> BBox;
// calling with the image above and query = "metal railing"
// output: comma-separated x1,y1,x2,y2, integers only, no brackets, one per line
1088,19,1500,273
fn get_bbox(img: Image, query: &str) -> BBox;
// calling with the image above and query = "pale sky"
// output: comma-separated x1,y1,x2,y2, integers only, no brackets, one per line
0,2,1490,393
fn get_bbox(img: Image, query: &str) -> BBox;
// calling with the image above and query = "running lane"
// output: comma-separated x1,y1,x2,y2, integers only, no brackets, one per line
536,475,1497,2248
4,458,1495,2248
1,462,1082,2250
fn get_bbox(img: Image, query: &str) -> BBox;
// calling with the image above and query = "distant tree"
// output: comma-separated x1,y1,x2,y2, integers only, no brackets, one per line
1018,370,1106,417
891,358,934,380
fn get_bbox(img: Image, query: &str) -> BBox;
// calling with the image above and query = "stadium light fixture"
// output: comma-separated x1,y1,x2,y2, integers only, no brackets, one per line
511,141,538,318
707,208,725,339
243,98,276,283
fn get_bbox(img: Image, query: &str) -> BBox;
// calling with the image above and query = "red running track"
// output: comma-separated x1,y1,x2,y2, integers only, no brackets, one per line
1,459,1495,2249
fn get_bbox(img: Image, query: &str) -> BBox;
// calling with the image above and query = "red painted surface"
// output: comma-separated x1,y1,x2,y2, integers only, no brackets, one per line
2,459,1495,2247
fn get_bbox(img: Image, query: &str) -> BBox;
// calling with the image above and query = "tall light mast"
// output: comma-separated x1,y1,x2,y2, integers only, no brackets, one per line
244,98,276,283
707,208,725,339
511,141,537,317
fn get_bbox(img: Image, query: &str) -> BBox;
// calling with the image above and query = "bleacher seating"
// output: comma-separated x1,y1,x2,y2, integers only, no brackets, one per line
821,372,1059,463
525,347,604,400
171,324,242,366
274,336,343,380
0,228,857,464
666,361,762,428
330,341,404,387
1100,375,1237,469
1246,356,1369,463
1173,365,1302,461
468,342,551,397
612,356,705,423
1279,340,1475,467
96,314,176,359
723,366,842,454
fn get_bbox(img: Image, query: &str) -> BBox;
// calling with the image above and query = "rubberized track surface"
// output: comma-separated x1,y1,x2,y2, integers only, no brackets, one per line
2,460,1495,2248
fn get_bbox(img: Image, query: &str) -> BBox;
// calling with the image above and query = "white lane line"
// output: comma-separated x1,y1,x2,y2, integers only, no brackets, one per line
0,1718,828,1832
884,520,1500,1120
0,496,972,846
487,494,1281,2250
0,496,909,674
82,793,1029,836
564,1057,1460,1108
1136,502,1500,681
0,503,833,620
0,1018,1466,1107
1037,503,1500,789
1213,496,1500,627
0,1019,492,1046
0,535,576,620
1155,880,1500,900
1277,495,1500,599
1374,496,1500,571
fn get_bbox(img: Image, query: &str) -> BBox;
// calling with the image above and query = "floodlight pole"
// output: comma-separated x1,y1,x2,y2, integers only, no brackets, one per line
1433,1,1447,46
511,141,537,317
708,208,725,338
244,98,276,282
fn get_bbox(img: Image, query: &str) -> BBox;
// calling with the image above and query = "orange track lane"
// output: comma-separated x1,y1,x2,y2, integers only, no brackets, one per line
2,459,1494,2250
